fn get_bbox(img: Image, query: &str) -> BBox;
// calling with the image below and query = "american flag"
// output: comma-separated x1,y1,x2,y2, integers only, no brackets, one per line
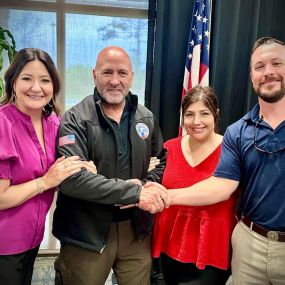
182,0,211,96
179,0,211,135
59,134,76,146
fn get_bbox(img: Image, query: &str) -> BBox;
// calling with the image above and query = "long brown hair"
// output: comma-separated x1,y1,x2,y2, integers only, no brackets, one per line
2,48,61,116
181,85,220,132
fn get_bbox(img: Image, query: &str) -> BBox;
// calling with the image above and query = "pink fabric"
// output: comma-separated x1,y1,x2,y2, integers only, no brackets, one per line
152,137,237,270
0,103,59,254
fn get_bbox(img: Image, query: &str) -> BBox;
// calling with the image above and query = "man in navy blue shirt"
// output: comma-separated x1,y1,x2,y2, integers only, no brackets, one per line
146,37,285,285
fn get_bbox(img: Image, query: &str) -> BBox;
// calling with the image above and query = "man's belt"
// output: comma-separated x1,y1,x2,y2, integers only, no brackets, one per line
241,216,285,242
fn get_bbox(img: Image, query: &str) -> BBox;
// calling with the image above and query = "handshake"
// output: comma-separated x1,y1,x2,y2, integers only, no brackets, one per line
139,182,169,213
121,181,169,214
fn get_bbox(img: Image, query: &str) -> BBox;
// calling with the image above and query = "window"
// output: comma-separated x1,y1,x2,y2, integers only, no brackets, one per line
0,0,148,109
65,12,148,109
0,0,148,251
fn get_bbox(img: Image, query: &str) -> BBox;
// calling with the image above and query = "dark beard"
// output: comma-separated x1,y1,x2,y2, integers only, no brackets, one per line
256,86,285,103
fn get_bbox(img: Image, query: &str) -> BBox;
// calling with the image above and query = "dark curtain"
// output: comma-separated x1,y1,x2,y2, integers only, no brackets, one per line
210,0,285,133
145,0,194,140
146,0,285,140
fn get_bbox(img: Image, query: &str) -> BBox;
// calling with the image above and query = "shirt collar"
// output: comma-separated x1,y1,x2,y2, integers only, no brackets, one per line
243,104,260,124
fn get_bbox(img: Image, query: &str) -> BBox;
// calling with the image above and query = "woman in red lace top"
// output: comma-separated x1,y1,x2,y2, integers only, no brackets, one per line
152,86,237,285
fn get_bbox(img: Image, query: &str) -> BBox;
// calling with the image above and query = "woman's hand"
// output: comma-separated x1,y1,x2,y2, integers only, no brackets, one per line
148,157,160,172
126,178,142,185
82,160,97,174
0,157,98,209
42,156,85,190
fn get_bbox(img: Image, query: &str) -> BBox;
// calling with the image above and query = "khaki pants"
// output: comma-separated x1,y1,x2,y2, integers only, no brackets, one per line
231,221,285,285
54,220,151,285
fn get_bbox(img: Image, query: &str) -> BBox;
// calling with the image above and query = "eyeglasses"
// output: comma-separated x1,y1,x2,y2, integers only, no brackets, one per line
254,117,285,154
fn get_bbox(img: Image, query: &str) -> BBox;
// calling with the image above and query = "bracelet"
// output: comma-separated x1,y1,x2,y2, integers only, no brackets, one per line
36,177,45,194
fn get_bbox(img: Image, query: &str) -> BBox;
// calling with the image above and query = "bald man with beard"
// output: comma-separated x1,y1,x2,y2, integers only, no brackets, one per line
53,47,167,285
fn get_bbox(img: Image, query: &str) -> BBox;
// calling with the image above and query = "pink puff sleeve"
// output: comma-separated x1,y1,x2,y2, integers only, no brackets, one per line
0,113,19,179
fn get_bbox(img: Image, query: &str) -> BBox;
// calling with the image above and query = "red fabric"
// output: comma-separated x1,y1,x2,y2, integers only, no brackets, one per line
152,137,237,270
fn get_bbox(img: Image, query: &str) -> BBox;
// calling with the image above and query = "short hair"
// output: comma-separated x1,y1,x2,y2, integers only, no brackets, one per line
182,85,220,132
252,37,285,54
2,48,61,116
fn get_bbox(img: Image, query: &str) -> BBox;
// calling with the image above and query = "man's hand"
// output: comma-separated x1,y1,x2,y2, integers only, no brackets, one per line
138,182,168,213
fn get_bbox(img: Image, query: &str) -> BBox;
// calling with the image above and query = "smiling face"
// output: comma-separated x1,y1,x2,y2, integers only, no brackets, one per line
183,100,215,142
93,47,133,106
251,42,285,103
14,60,53,116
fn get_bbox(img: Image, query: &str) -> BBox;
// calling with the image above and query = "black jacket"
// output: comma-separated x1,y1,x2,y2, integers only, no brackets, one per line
52,90,166,253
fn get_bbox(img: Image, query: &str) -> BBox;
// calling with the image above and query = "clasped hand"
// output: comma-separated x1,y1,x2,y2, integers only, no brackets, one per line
42,156,97,190
120,182,169,214
138,182,169,213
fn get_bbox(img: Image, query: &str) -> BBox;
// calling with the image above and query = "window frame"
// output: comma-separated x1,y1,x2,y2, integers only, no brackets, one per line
0,0,147,107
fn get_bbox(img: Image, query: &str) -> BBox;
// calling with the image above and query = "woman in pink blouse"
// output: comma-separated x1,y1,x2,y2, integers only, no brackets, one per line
0,48,95,285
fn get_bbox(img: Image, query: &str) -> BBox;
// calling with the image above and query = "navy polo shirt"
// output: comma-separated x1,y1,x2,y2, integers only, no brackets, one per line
214,104,285,231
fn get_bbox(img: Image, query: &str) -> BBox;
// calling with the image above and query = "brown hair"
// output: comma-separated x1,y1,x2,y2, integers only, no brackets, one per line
250,37,285,71
2,48,61,116
252,37,285,53
182,85,220,132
